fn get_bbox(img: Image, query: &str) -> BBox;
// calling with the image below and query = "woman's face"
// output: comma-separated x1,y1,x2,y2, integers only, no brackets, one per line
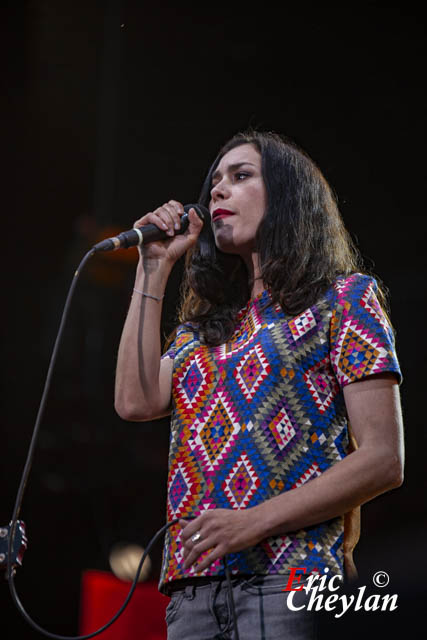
209,143,267,258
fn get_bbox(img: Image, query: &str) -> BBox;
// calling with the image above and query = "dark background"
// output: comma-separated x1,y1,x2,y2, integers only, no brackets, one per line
2,1,426,637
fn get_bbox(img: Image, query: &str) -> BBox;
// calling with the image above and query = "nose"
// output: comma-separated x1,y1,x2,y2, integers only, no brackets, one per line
210,177,230,202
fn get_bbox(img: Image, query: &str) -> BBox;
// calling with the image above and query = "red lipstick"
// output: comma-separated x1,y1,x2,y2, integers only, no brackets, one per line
212,208,235,222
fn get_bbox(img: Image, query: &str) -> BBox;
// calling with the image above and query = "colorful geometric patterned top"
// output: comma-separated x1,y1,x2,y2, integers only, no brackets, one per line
159,273,401,592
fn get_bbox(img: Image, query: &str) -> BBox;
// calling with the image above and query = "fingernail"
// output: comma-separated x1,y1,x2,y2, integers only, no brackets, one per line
174,222,180,230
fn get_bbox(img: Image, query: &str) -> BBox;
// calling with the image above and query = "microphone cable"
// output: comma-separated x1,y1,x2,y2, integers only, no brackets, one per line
6,247,241,640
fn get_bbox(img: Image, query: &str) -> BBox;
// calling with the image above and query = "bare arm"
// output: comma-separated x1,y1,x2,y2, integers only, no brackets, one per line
114,201,203,422
114,257,174,421
181,372,404,570
251,372,404,533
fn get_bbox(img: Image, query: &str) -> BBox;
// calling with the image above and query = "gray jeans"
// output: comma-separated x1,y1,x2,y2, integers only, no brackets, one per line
165,575,317,640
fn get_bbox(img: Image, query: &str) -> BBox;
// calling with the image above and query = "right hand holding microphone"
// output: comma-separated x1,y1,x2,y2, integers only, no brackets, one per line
133,200,204,265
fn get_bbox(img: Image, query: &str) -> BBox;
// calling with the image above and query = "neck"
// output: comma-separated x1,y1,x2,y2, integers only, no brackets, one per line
243,252,265,299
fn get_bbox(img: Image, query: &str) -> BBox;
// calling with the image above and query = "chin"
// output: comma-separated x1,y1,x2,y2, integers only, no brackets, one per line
213,225,253,258
213,226,236,252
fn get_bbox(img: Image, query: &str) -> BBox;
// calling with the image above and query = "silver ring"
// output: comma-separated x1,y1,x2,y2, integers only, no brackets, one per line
191,531,202,544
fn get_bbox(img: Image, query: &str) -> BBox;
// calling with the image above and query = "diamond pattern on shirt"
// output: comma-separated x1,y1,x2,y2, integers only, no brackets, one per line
160,273,401,591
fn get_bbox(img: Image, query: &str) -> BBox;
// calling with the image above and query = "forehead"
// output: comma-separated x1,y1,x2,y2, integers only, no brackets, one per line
215,143,261,173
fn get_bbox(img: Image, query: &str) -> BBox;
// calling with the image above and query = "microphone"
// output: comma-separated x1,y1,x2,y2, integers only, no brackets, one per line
92,203,208,252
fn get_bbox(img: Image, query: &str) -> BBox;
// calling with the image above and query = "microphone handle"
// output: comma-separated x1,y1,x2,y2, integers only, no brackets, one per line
117,213,189,248
93,203,207,253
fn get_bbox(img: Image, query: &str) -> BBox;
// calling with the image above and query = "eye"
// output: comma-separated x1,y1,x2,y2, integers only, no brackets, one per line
235,171,250,181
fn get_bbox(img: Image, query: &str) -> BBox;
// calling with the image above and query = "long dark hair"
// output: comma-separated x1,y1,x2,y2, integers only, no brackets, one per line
176,130,386,346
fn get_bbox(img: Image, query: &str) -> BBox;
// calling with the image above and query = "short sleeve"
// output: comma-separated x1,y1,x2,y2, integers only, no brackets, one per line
161,346,176,360
329,273,402,388
161,323,198,361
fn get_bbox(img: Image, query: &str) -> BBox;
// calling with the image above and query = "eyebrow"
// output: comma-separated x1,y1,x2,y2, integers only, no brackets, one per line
211,162,257,183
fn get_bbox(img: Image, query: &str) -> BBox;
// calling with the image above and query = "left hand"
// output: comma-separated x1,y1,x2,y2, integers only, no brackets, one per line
179,508,263,572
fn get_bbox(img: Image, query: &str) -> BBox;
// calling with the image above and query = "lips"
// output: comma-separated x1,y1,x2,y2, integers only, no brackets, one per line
212,208,235,222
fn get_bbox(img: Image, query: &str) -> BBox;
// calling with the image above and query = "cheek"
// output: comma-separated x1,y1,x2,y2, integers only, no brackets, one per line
247,202,266,229
245,185,266,220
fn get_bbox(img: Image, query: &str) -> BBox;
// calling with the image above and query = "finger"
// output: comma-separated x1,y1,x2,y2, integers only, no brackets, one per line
151,212,174,234
182,531,209,557
162,202,183,231
179,515,204,543
167,200,186,228
133,211,169,233
187,207,204,236
133,212,153,228
136,204,178,236
182,536,214,569
178,518,192,532
192,547,224,573
168,199,184,211
151,205,178,236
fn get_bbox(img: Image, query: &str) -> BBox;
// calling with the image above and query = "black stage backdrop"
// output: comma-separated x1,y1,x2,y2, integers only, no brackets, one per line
2,2,425,638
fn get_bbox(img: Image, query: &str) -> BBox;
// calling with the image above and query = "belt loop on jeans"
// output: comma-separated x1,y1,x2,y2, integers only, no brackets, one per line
184,584,195,600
